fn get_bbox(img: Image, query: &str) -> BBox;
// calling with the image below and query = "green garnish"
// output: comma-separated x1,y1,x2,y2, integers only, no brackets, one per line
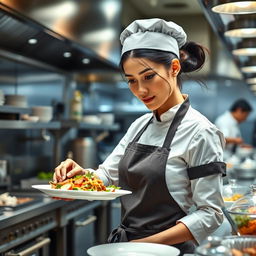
85,172,94,179
107,185,121,189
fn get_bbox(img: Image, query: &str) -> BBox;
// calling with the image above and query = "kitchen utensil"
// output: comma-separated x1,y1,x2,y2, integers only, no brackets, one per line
222,207,240,236
32,185,132,201
87,242,180,256
227,184,256,235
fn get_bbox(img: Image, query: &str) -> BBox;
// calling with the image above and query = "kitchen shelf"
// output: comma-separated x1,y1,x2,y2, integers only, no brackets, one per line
0,105,31,114
61,120,120,131
0,119,120,131
0,120,61,129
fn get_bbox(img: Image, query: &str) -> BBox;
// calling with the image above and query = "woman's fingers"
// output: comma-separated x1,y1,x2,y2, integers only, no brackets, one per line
54,159,86,182
54,159,74,181
66,165,86,178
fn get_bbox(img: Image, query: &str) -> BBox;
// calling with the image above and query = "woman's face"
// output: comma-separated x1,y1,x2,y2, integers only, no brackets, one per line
123,57,182,116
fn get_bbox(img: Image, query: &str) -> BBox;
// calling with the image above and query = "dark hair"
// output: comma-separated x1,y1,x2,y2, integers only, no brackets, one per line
120,41,207,88
230,99,253,112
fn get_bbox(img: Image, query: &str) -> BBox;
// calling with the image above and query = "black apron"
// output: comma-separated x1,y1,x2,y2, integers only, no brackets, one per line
108,98,195,255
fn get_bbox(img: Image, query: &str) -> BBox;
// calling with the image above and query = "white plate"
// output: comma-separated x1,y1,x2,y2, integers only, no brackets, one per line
87,242,180,256
32,184,132,201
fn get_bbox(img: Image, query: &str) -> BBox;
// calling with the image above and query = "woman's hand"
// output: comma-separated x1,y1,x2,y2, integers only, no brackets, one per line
53,158,86,182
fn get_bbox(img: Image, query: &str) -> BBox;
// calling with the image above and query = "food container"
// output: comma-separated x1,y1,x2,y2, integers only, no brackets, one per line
195,236,256,256
227,184,256,235
32,106,53,122
222,179,249,208
233,157,256,179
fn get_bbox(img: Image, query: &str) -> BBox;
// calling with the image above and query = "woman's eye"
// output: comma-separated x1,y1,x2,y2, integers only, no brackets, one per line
145,73,155,80
127,79,136,84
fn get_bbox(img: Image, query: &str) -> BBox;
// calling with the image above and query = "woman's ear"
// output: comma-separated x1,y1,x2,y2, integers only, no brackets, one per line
170,59,181,77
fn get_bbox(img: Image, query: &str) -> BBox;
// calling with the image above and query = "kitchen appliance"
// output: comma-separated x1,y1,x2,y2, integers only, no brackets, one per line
72,137,97,169
0,210,56,256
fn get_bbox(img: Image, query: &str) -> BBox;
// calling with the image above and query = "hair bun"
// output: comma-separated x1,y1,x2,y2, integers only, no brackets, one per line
180,42,207,73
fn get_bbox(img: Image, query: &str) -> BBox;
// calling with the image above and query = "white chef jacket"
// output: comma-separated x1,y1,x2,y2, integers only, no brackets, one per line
214,111,241,155
94,99,225,244
214,111,241,139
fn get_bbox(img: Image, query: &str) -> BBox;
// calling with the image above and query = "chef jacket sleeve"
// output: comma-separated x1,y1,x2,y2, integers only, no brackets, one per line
177,126,226,244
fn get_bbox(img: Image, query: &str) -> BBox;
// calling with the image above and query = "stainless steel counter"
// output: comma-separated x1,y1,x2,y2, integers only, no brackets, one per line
0,192,107,256
0,196,65,229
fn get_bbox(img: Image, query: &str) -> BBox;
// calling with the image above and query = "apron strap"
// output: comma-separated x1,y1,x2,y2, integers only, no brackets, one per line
163,97,190,149
131,97,190,148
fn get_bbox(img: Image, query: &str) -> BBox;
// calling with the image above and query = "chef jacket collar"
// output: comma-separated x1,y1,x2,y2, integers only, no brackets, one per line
153,94,188,123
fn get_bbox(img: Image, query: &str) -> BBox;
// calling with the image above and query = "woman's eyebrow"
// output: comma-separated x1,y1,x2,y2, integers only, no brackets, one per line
124,67,153,77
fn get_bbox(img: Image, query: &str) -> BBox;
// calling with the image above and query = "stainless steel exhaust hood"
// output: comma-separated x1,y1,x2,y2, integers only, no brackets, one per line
0,0,122,73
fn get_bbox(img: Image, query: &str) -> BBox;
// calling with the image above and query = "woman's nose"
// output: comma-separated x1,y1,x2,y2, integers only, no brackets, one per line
137,81,148,93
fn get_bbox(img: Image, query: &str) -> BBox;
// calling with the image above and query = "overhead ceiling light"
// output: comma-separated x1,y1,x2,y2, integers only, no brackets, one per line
82,58,90,64
246,77,256,83
241,58,256,73
211,1,256,14
232,38,256,56
63,52,72,58
224,18,256,38
28,38,38,45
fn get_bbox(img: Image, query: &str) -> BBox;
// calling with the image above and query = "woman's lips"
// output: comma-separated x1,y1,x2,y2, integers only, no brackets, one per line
142,96,155,104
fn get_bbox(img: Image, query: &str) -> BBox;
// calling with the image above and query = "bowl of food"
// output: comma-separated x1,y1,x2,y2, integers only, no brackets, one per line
227,185,256,235
222,179,249,208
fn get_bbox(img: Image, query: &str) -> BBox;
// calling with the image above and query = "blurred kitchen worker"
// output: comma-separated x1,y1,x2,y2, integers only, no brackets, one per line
214,98,253,157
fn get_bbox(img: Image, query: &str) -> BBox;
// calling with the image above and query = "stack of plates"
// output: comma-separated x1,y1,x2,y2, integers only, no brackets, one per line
5,94,27,107
0,90,4,106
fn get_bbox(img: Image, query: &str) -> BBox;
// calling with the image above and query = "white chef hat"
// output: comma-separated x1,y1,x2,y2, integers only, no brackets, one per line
120,18,187,58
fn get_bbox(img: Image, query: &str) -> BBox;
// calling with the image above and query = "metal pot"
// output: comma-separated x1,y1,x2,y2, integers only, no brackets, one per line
233,166,256,180
72,137,97,168
72,132,109,169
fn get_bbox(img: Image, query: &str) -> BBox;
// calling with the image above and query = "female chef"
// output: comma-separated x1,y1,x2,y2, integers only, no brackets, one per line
53,18,226,254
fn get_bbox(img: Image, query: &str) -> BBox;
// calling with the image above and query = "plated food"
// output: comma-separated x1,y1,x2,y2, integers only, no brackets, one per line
50,172,120,192
32,172,132,201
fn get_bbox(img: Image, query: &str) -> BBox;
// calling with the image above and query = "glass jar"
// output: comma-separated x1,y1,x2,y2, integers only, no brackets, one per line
227,184,256,235
222,179,250,208
70,90,83,121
